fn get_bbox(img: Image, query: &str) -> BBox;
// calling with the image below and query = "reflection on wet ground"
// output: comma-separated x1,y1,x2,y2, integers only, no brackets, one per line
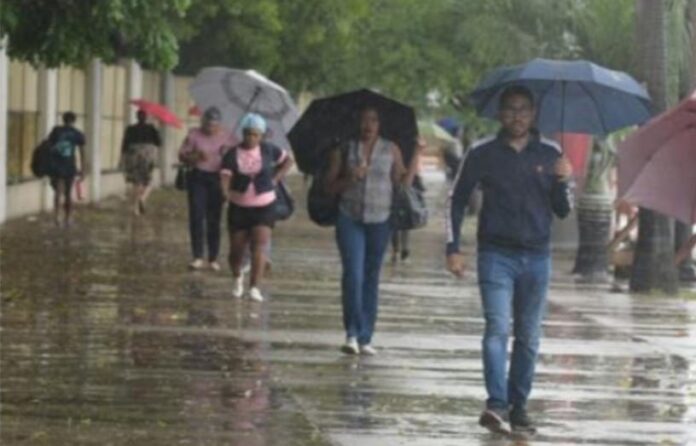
2,173,695,445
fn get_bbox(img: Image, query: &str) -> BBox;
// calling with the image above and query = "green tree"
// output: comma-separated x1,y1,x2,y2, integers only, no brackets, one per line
572,0,636,73
0,0,191,69
175,0,283,76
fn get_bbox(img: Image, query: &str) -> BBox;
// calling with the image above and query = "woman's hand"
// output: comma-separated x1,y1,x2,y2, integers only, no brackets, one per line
350,164,368,181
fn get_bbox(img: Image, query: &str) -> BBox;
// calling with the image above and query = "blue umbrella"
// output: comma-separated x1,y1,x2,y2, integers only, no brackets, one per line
470,58,653,136
437,117,461,137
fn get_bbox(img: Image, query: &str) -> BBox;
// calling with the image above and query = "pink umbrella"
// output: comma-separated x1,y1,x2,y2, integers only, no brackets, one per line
618,91,696,224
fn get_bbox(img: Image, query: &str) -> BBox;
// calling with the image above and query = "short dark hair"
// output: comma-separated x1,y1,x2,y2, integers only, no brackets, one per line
499,85,535,109
62,111,77,125
202,106,221,123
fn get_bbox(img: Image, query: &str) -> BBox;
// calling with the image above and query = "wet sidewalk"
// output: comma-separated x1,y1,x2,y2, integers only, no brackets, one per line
1,174,695,445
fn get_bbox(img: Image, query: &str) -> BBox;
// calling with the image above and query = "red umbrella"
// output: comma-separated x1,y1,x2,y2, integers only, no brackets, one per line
130,99,183,128
618,90,696,224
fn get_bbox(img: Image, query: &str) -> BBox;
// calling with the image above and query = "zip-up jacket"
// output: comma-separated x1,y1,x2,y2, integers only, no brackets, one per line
446,131,573,255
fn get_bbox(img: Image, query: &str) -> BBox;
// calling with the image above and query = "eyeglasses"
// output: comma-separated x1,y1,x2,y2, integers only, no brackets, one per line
501,106,534,117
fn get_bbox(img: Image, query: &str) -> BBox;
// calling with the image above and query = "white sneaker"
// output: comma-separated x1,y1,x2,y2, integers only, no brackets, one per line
359,344,378,356
232,275,244,298
341,337,359,355
248,287,264,302
209,261,221,272
189,259,205,270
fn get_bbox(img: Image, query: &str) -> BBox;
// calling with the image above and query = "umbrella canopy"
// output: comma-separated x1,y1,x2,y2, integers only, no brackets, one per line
130,99,182,128
189,67,299,148
288,89,417,174
470,58,653,136
618,91,696,224
418,120,458,156
437,117,461,137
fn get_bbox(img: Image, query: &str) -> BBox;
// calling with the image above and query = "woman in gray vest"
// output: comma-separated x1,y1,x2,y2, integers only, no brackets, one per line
325,107,423,355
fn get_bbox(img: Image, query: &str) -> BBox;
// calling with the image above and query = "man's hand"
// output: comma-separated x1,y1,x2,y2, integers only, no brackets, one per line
446,253,466,278
554,155,573,181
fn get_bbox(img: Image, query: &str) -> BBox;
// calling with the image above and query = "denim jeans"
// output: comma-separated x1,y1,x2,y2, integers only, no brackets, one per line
477,247,551,411
187,169,224,261
335,212,391,345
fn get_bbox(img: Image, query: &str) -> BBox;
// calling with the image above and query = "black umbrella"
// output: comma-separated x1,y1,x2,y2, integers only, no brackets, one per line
288,89,418,174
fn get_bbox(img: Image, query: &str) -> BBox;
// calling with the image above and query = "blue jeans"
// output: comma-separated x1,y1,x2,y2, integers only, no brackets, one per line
477,248,551,411
335,212,391,345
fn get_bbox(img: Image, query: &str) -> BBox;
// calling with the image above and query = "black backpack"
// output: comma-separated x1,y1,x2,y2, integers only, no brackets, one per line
31,139,53,178
307,144,348,226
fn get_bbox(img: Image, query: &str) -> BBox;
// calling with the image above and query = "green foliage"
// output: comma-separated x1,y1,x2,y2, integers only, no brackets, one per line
6,0,684,117
0,0,192,69
572,0,636,73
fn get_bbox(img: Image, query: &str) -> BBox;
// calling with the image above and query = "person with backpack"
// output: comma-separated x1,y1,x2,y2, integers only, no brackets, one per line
121,109,161,216
179,107,236,271
47,112,86,227
220,113,294,302
324,106,423,356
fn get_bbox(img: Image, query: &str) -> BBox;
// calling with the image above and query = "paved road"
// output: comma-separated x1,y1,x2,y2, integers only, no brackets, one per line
1,174,695,445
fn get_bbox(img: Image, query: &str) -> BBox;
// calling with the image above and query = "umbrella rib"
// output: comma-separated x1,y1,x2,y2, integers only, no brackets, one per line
578,82,610,135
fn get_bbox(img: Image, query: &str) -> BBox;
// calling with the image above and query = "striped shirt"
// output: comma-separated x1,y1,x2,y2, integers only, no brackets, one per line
339,138,395,223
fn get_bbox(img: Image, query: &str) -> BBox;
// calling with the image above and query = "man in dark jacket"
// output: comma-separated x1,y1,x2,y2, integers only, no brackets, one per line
445,85,573,436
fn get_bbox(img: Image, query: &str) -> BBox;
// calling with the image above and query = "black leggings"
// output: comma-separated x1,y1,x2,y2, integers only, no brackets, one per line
186,170,224,261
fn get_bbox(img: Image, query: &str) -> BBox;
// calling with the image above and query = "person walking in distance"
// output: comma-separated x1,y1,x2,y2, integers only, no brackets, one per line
220,113,293,302
446,85,573,436
179,107,236,271
47,111,86,227
121,109,161,216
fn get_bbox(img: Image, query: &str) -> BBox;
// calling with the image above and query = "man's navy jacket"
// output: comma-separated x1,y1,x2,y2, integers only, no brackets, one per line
446,131,573,255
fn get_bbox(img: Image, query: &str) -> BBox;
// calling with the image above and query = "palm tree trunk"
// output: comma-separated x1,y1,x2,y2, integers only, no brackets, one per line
630,0,679,294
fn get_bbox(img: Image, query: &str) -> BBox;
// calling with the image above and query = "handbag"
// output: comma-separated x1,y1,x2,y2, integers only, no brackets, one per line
307,144,349,226
175,164,190,191
391,184,428,231
273,181,295,221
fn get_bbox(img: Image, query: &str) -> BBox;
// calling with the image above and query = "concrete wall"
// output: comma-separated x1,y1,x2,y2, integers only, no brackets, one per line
1,57,197,224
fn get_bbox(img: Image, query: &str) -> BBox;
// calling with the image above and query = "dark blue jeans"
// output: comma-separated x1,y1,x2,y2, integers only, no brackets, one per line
335,212,391,345
477,248,551,411
187,169,224,261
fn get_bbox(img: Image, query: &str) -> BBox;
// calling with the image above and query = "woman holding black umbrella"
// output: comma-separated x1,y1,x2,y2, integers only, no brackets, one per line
325,106,423,355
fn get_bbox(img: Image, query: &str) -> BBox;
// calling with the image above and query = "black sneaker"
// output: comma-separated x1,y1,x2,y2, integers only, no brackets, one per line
478,408,511,435
510,407,537,436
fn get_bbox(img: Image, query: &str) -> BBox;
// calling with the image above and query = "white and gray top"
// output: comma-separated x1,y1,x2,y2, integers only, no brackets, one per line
339,137,395,224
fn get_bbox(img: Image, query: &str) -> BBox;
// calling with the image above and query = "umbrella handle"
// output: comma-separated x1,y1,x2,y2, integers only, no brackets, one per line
232,86,263,136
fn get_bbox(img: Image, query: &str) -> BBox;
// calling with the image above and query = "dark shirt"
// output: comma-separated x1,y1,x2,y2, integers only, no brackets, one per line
121,123,161,153
48,125,85,178
221,142,284,196
446,131,573,255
